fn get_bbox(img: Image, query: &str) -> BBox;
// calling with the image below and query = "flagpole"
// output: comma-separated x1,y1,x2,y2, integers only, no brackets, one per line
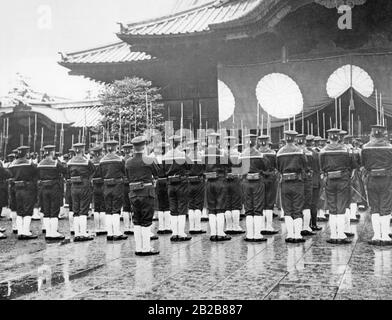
339,98,342,129
376,89,379,125
317,110,320,136
335,98,338,128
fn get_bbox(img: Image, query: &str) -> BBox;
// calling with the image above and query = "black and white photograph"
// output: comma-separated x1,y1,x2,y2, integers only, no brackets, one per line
1,0,392,305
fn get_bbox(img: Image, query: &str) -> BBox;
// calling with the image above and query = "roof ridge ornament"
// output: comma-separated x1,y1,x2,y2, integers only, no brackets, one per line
314,0,366,9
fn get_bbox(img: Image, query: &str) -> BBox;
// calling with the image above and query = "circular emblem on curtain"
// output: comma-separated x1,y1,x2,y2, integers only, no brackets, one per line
255,73,304,119
218,80,236,122
326,64,374,99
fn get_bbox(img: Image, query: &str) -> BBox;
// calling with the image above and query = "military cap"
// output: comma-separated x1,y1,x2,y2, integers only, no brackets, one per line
12,149,18,153
234,143,243,148
371,125,386,137
91,145,103,152
17,146,30,151
104,140,118,146
339,130,348,136
68,148,75,153
157,142,171,148
132,136,147,145
296,134,306,138
43,145,56,151
73,143,85,148
7,153,16,158
207,132,221,138
306,135,315,141
327,128,341,134
122,143,133,149
314,136,322,141
63,154,70,160
284,130,298,136
244,134,258,138
168,135,181,142
258,135,270,140
187,140,200,145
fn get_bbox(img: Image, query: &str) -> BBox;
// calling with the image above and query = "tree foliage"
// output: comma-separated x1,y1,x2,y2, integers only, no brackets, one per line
97,77,164,143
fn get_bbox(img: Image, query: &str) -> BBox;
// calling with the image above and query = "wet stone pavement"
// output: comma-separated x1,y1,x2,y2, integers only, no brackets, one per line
0,210,391,300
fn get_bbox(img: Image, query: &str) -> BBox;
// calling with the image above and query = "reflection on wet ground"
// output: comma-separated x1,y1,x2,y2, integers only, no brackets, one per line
0,210,390,300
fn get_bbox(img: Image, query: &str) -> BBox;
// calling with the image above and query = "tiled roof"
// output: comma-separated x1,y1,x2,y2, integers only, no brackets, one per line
120,0,262,37
1,100,103,128
60,42,153,65
62,106,103,128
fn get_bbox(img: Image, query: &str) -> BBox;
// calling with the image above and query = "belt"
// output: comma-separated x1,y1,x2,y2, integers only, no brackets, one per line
129,182,153,187
129,182,153,191
327,170,344,179
246,173,260,181
204,172,218,180
282,173,299,181
369,169,390,177
104,178,124,185
157,178,168,182
168,175,183,183
226,173,241,179
92,178,104,184
188,176,203,183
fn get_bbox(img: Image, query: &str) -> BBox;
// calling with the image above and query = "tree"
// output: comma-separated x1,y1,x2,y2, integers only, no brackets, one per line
98,77,164,144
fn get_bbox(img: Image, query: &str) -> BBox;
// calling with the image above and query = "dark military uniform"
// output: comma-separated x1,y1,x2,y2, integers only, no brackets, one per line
164,138,191,241
362,126,392,245
8,147,38,240
67,144,95,241
67,155,95,217
99,145,127,241
122,144,134,235
38,158,66,218
126,136,159,256
91,152,105,214
204,134,231,242
223,140,243,235
306,137,322,231
9,157,38,218
277,132,307,243
37,146,66,241
240,137,269,242
259,136,279,235
187,142,206,235
0,161,9,212
297,135,315,237
319,129,355,244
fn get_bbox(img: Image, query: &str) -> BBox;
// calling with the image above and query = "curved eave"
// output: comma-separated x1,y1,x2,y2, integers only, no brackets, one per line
116,30,216,42
58,58,158,68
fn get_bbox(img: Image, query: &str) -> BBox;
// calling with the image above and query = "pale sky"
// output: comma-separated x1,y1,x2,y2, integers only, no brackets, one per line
0,0,179,100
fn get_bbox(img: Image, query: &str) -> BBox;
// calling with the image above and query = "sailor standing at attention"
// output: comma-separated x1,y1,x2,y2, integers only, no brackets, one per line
122,143,135,235
99,140,128,241
37,145,67,241
222,136,244,235
362,125,392,246
204,132,231,242
155,142,172,235
277,131,307,244
258,135,279,236
319,129,355,245
67,143,95,242
164,135,192,242
296,134,316,237
8,146,39,240
91,145,107,236
186,139,207,235
241,134,269,243
126,136,159,256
